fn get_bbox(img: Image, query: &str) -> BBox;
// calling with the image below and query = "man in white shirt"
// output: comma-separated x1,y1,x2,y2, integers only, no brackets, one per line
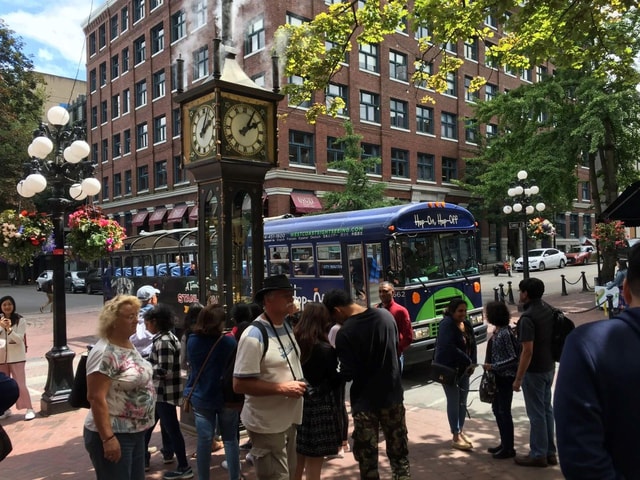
130,285,160,358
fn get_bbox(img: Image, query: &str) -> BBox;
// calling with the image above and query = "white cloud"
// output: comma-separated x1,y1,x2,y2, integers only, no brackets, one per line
37,48,54,62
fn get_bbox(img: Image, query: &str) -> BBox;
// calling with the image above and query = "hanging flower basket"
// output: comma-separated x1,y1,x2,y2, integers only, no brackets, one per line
592,220,627,253
0,210,54,266
528,217,556,240
67,206,126,262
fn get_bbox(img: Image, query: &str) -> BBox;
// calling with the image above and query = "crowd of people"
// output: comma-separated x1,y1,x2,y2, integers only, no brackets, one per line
2,245,638,480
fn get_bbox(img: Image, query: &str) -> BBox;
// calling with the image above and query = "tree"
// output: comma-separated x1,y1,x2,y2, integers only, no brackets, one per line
0,20,45,211
322,120,397,212
276,1,640,122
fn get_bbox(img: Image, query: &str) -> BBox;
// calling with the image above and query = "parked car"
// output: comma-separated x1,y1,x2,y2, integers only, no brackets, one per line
85,269,105,295
513,248,567,272
64,271,87,293
565,245,595,266
35,270,54,291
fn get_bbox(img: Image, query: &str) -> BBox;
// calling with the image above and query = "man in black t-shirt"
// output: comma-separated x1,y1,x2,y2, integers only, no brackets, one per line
513,277,557,468
323,289,410,479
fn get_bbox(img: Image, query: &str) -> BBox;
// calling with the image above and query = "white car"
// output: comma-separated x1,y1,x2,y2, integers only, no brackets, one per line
513,248,567,272
35,270,54,290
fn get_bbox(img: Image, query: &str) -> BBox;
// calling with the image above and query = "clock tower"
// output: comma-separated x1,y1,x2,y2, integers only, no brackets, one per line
175,38,283,309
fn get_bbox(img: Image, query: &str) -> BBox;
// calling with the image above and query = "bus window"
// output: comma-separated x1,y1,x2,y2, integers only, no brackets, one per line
348,245,366,301
269,246,290,275
317,244,342,276
292,245,314,276
365,242,382,304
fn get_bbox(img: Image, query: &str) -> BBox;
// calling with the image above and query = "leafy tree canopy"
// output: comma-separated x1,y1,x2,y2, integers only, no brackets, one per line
276,0,640,122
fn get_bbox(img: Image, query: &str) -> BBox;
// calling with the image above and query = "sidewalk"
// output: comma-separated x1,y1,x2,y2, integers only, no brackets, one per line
1,288,604,479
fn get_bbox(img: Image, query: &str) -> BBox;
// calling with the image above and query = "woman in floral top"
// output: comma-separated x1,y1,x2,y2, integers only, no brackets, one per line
84,295,156,480
482,301,520,460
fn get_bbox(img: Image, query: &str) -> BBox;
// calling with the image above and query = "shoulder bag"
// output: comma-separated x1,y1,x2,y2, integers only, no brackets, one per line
479,336,496,403
428,361,458,386
69,346,92,409
183,335,223,413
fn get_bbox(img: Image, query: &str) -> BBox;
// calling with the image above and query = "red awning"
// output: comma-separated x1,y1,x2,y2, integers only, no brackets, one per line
167,204,189,223
189,206,198,221
132,211,149,226
148,208,167,226
291,192,322,214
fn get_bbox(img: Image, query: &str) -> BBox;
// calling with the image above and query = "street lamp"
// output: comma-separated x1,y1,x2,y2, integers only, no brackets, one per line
503,170,545,279
18,105,101,416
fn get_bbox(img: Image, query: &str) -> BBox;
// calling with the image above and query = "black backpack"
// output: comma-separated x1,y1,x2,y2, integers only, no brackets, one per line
221,320,269,410
550,307,575,362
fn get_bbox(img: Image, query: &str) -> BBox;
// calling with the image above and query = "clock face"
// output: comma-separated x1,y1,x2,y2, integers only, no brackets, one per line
191,104,216,157
223,103,266,156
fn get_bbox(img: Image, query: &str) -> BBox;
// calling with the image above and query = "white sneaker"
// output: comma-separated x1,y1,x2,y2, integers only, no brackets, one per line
24,409,36,421
245,453,255,466
221,460,228,469
0,409,11,420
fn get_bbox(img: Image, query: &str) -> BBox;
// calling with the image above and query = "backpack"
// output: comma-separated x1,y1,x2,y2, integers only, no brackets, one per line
221,320,269,410
550,307,575,362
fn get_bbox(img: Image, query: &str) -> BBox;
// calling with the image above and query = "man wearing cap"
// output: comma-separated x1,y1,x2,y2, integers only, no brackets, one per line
233,274,307,480
130,285,160,358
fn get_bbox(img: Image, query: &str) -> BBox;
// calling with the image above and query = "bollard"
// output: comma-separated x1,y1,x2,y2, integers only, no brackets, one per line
499,283,506,304
493,286,499,302
507,281,515,304
606,294,615,319
581,271,589,292
561,275,568,296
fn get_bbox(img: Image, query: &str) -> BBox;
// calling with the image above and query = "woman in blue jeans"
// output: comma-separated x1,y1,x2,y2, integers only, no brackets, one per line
185,305,241,480
433,299,477,451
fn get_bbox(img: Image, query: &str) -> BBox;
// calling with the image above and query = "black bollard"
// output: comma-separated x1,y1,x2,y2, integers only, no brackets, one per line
581,271,589,292
494,286,499,302
507,281,515,304
606,294,615,319
499,283,506,304
561,275,568,296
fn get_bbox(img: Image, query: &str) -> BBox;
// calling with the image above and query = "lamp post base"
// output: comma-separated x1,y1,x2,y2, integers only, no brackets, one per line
40,348,76,416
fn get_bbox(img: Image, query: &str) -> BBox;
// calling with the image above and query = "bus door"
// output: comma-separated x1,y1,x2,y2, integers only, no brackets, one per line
346,242,382,306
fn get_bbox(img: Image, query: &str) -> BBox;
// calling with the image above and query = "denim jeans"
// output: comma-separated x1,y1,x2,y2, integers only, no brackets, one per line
84,427,146,480
442,374,470,435
144,402,189,469
492,374,515,451
194,407,240,480
522,369,556,458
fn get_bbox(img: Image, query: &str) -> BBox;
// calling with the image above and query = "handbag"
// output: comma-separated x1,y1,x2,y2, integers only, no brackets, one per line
479,370,496,403
69,350,90,409
428,362,458,386
183,335,223,413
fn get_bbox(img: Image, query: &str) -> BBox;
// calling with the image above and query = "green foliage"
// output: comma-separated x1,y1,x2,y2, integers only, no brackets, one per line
322,121,397,213
0,21,45,211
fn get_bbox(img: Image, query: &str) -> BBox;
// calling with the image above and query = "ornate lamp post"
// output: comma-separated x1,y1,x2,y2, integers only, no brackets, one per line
18,105,101,416
503,170,545,280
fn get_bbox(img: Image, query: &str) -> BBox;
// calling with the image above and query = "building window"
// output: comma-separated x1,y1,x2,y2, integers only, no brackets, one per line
286,12,308,26
100,100,108,124
111,95,120,120
150,0,163,10
417,153,435,181
442,40,457,54
325,40,349,64
442,157,458,182
122,47,130,72
136,122,148,150
390,99,408,129
123,129,131,154
89,69,96,92
151,24,164,55
362,143,381,174
171,10,186,42
152,70,166,99
486,123,498,139
245,16,265,55
485,83,497,101
98,24,106,49
464,38,478,61
137,165,149,191
102,177,109,201
193,46,208,80
327,136,345,163
135,80,147,108
520,68,532,82
289,130,314,166
360,91,380,123
173,155,187,184
89,32,96,56
133,0,145,23
485,15,498,28
358,43,379,73
536,65,548,82
465,118,478,143
92,144,98,163
390,148,409,178
110,15,119,41
287,76,310,108
416,106,434,134
111,55,119,79
112,133,121,158
582,181,591,201
252,73,265,87
326,83,348,116
389,50,408,81
444,72,457,96
101,139,109,162
414,25,430,40
114,173,122,197
485,43,498,69
441,112,458,139
570,214,579,238
155,160,168,187
125,170,132,194
193,0,207,29
464,76,479,102
154,115,167,143
99,62,107,86
555,213,566,238
121,6,129,32
134,36,146,65
90,106,97,129
583,214,592,237
172,108,181,138
122,89,130,114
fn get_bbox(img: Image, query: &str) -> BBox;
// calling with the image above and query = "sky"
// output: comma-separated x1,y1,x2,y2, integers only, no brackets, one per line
0,0,107,81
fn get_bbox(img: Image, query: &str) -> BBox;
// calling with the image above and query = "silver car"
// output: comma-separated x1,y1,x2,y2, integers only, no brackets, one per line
514,248,567,271
35,270,53,291
65,271,87,293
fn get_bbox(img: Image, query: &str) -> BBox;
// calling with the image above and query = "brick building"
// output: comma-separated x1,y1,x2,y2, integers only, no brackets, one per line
83,0,593,262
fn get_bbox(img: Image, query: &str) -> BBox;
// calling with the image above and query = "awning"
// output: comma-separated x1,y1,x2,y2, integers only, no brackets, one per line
132,211,149,226
148,208,167,226
290,192,322,214
167,204,189,223
599,180,640,227
189,206,198,221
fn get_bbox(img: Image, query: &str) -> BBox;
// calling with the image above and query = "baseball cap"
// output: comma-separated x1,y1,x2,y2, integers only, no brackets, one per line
136,285,160,301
